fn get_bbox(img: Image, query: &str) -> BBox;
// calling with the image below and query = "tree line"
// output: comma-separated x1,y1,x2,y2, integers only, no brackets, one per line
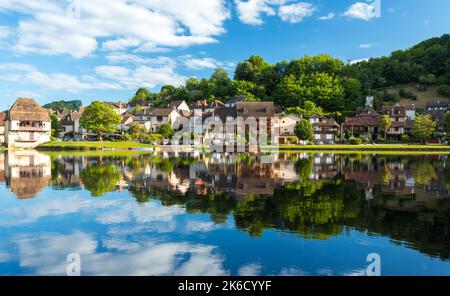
131,34,450,114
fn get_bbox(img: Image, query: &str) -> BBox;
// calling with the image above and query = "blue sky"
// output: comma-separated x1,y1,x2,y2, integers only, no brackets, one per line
0,0,449,110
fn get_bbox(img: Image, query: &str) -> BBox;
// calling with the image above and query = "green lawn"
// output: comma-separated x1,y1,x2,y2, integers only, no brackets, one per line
38,141,154,151
267,144,450,151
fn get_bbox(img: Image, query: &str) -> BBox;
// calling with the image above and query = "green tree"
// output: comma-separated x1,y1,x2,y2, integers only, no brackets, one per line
273,75,302,107
294,119,313,142
80,101,122,141
81,163,122,197
158,123,174,139
445,111,450,134
286,101,324,119
380,115,392,140
131,87,152,102
50,113,62,138
413,114,437,144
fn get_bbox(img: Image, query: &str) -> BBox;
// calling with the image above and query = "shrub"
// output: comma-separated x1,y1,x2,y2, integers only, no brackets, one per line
438,85,450,97
349,138,362,145
400,134,410,142
399,88,417,100
383,91,399,102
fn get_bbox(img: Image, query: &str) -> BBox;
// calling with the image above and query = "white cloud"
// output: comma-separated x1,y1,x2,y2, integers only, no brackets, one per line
235,0,315,25
348,58,369,65
95,64,186,89
359,43,372,48
278,2,317,23
0,61,185,92
318,12,335,20
0,25,10,39
0,0,230,58
184,57,219,70
238,263,262,276
234,0,279,25
14,232,228,275
343,2,376,21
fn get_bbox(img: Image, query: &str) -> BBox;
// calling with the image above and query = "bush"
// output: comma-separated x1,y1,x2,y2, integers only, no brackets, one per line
400,134,410,142
349,138,362,145
383,92,399,102
438,85,450,97
399,88,417,100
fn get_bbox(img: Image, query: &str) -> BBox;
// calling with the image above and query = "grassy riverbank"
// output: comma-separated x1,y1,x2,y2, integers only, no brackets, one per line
37,141,154,151
269,144,450,152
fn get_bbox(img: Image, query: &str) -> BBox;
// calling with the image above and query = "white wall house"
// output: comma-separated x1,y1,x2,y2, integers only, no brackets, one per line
134,108,181,133
277,114,301,144
0,112,5,144
4,98,51,148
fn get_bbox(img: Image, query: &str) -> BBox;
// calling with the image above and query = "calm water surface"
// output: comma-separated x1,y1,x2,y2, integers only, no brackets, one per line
1,150,450,276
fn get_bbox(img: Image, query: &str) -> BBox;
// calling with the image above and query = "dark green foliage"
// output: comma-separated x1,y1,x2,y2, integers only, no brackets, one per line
399,88,417,100
44,100,82,111
438,85,450,97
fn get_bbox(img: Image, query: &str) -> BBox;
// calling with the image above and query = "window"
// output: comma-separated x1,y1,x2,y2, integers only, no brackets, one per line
314,134,321,140
326,134,333,140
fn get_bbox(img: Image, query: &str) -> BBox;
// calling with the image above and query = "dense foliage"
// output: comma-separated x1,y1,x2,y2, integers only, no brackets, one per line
127,34,450,114
44,100,82,111
80,101,122,141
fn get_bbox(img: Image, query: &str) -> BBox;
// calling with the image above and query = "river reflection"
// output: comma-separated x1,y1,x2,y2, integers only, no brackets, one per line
1,150,450,275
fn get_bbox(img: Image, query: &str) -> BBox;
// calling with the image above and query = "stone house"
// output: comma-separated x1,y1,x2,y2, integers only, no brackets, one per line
3,98,51,148
0,112,5,144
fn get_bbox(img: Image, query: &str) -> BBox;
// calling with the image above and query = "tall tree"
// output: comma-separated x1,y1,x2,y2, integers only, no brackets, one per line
50,113,62,138
380,115,392,139
413,114,437,144
294,119,313,142
80,101,122,141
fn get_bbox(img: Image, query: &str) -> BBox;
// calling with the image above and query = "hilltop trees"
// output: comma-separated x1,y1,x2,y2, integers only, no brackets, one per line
80,101,122,141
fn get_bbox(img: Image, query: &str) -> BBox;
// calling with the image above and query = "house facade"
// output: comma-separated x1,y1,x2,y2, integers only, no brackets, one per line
381,103,407,139
309,114,340,144
426,101,449,132
0,112,5,144
278,114,301,144
3,98,51,148
60,108,85,139
342,103,381,141
134,108,181,132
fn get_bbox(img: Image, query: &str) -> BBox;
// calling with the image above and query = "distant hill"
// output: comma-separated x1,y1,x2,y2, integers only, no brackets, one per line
43,100,82,112
377,85,450,110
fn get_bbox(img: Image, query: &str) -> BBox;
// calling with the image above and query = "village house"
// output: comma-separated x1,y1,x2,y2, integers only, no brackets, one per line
104,102,128,115
120,115,134,133
225,95,246,107
168,100,191,116
0,112,5,144
134,108,181,132
342,97,381,141
2,98,51,148
309,114,340,144
278,114,301,144
426,101,449,132
381,103,408,139
60,108,85,139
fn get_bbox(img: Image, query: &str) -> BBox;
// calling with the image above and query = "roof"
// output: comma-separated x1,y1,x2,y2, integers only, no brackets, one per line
121,115,133,125
356,105,380,117
426,101,449,108
312,117,339,127
191,100,209,109
207,107,237,122
168,100,185,109
343,117,381,126
382,104,406,117
147,108,176,117
208,100,225,108
6,98,51,122
236,102,275,118
104,101,125,108
0,112,5,126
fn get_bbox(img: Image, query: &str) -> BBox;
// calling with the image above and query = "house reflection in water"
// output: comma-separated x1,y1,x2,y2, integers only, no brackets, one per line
0,151,51,199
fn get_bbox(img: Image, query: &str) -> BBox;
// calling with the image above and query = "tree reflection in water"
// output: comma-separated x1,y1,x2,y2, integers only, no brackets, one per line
5,151,450,260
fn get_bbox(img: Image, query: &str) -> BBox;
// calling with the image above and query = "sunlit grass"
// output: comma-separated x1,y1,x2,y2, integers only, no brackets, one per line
38,141,154,150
